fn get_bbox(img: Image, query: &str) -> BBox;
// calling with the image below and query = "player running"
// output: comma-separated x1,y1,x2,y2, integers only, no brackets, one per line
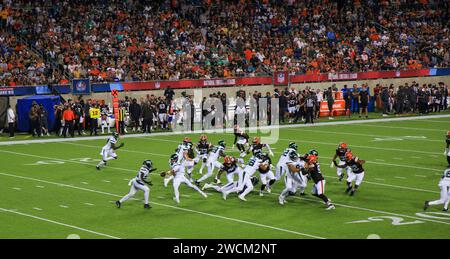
195,140,226,186
247,137,274,157
210,156,244,185
96,132,124,170
195,135,211,175
334,151,366,196
302,155,335,210
258,153,276,196
203,176,260,201
276,142,299,180
237,152,264,201
424,168,450,212
331,142,352,181
164,137,194,186
445,132,450,167
278,152,307,205
116,160,156,209
233,125,250,157
160,154,208,204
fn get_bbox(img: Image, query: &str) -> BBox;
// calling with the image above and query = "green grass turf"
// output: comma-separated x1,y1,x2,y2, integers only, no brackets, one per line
0,116,449,239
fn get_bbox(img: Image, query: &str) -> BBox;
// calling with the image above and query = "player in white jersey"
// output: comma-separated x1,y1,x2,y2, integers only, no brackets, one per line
164,137,196,186
424,168,450,212
276,142,299,180
160,154,208,204
278,152,307,205
203,176,260,201
116,160,156,209
237,153,264,201
195,140,226,186
96,132,124,170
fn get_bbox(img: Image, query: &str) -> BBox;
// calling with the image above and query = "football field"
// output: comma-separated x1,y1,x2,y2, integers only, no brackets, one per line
1,115,450,239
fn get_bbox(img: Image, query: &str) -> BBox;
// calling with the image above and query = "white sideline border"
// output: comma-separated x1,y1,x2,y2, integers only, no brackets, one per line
0,172,324,239
0,114,449,146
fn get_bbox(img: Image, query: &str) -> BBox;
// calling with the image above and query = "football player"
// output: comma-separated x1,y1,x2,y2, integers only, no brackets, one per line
195,140,226,185
96,132,124,170
258,153,276,196
160,154,208,204
212,156,243,185
424,168,450,212
334,151,365,196
247,137,274,157
203,176,259,201
445,132,450,167
302,155,335,210
233,125,250,157
278,152,307,205
157,96,168,130
195,135,211,175
276,142,299,180
116,160,156,209
237,152,264,201
331,142,352,181
164,137,193,187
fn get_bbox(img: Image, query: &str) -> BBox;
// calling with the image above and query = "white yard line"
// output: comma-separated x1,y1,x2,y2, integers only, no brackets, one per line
374,178,385,181
284,128,441,142
0,172,324,239
0,207,120,239
84,203,95,206
59,205,69,209
36,185,45,188
33,207,43,211
0,149,440,194
354,124,445,132
274,194,450,226
12,187,21,191
395,176,407,180
2,172,447,228
0,114,448,146
415,175,427,178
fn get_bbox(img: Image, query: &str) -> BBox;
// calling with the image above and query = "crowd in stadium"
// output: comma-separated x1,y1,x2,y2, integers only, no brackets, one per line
0,0,449,86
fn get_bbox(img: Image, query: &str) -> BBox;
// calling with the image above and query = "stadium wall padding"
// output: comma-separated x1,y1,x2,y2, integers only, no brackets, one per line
0,97,8,129
16,95,61,132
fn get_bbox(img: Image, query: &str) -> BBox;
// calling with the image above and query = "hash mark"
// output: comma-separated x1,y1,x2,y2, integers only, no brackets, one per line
59,205,69,208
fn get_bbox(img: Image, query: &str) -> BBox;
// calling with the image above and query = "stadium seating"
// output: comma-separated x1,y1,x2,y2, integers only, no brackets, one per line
1,0,449,86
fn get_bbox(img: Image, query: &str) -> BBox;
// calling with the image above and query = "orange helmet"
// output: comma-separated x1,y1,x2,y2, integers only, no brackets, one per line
447,131,450,137
345,151,354,160
183,137,192,143
253,136,261,144
200,135,208,141
224,156,234,164
307,155,318,164
339,142,348,149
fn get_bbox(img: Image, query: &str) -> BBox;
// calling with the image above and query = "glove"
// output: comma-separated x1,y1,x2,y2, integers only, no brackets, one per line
118,143,125,148
160,172,166,177
330,161,334,168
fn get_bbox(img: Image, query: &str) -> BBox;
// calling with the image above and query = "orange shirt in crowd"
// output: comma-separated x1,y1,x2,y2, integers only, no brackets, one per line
63,109,75,121
59,78,69,84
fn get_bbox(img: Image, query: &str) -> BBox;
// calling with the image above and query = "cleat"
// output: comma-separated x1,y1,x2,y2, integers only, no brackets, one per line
144,204,151,209
350,189,356,196
115,201,121,208
202,183,210,191
338,174,344,181
222,192,227,200
238,195,247,201
173,197,180,204
259,191,264,197
96,165,100,170
443,208,448,212
423,201,429,211
194,181,201,187
202,193,208,198
326,204,336,210
345,187,352,194
299,192,306,196
278,196,285,205
266,187,271,193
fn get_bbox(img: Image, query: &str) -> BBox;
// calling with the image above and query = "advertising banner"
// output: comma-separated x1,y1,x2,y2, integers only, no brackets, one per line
72,79,91,95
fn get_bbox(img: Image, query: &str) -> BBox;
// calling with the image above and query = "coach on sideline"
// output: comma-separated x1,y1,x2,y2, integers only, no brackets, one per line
7,105,15,138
